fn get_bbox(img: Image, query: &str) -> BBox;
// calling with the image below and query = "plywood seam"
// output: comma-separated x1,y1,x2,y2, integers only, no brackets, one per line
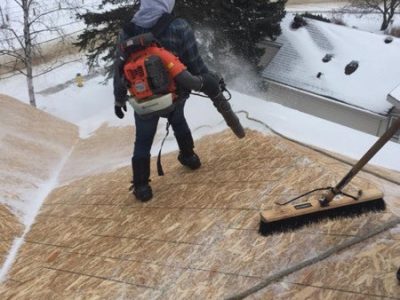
40,207,260,213
92,234,205,246
223,227,373,238
40,249,263,283
42,266,160,290
64,249,200,269
36,214,116,221
187,267,261,279
24,240,75,250
174,164,298,174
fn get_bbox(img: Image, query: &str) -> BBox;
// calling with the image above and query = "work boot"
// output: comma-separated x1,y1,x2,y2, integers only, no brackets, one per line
131,157,153,202
176,132,201,170
212,94,245,139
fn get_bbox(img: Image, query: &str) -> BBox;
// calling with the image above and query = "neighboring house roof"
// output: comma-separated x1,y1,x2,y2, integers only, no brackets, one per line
262,15,400,116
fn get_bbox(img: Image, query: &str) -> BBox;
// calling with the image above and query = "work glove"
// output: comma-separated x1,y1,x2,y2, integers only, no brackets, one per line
114,102,127,119
200,72,222,99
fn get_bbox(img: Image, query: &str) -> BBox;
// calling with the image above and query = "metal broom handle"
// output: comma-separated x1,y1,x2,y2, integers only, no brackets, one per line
321,117,400,205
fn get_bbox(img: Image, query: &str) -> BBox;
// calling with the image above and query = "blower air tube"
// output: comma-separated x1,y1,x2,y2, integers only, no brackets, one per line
174,70,203,91
175,71,220,98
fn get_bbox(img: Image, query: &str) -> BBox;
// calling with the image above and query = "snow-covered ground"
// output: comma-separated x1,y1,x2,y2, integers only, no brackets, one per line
287,2,400,33
1,57,399,173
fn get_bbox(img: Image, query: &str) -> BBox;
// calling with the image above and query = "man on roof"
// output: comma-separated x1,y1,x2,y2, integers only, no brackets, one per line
113,0,245,202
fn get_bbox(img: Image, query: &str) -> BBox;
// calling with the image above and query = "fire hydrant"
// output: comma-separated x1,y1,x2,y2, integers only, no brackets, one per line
75,73,84,87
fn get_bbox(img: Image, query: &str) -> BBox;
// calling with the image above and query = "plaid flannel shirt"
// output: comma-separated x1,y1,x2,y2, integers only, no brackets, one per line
113,18,209,105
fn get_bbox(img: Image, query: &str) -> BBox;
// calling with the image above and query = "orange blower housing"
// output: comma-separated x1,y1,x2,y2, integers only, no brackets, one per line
123,45,186,102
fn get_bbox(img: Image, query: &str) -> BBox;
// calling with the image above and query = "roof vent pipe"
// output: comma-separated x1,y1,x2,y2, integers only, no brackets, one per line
322,54,333,63
291,16,307,29
384,37,393,44
345,61,359,75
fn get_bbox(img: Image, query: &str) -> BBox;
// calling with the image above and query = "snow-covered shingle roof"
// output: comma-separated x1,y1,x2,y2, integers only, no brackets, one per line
262,15,400,115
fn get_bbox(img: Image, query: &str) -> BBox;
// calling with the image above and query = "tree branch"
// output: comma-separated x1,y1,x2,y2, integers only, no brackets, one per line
27,0,35,10
1,26,26,50
0,49,25,61
12,0,23,9
28,7,81,26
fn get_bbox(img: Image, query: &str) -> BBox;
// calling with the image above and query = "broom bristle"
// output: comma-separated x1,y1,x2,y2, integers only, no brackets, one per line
259,198,385,236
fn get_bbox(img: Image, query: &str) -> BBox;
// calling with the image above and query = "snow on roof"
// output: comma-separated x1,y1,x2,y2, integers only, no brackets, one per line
262,14,400,115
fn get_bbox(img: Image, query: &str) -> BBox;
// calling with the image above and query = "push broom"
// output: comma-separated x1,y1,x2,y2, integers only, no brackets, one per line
259,101,400,236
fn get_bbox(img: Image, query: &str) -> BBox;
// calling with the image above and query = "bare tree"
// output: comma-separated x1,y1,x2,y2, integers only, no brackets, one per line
0,0,84,107
349,0,400,31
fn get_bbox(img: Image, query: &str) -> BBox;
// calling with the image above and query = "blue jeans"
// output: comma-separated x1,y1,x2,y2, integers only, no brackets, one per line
133,100,191,159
